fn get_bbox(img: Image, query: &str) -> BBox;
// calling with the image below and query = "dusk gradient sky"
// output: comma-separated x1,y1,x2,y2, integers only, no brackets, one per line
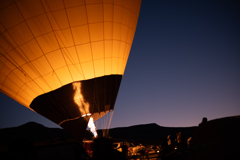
1,0,239,129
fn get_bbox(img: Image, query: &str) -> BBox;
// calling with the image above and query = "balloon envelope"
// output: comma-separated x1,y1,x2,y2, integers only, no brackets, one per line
0,0,141,140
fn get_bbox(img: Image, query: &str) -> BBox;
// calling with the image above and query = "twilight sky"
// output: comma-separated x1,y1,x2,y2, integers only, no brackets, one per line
0,0,239,129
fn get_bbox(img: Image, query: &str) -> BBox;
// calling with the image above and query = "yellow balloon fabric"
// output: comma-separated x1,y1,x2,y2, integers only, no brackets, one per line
0,0,141,110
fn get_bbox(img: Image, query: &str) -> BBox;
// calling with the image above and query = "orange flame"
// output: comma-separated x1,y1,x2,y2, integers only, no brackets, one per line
73,82,90,115
72,82,97,137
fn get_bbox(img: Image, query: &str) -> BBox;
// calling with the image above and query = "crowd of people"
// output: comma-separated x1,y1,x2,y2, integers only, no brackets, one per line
90,117,209,160
159,117,208,159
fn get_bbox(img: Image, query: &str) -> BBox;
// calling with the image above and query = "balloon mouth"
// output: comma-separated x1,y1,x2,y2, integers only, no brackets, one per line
78,114,98,138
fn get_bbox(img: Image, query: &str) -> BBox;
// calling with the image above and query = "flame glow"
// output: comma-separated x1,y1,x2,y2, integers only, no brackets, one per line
88,117,98,137
73,82,90,115
72,82,97,137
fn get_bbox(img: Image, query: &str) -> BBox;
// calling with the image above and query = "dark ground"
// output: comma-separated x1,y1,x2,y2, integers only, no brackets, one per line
1,116,239,160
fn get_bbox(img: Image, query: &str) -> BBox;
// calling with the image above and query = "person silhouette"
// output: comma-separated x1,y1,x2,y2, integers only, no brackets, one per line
199,117,208,127
121,142,128,159
167,135,172,147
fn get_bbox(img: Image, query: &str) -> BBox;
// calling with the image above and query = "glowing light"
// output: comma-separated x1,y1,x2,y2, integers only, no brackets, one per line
88,117,98,137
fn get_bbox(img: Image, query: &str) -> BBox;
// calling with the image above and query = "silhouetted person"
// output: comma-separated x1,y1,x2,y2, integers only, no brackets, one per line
176,132,187,150
160,137,172,159
91,137,125,160
174,132,179,147
187,137,192,147
176,132,182,144
199,117,208,127
121,142,128,159
167,135,172,147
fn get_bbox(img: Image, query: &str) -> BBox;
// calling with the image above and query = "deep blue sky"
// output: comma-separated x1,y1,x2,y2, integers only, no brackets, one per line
0,0,239,129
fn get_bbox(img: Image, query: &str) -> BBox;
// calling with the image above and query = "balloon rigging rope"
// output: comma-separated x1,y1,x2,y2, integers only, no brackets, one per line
100,110,114,137
103,76,115,137
106,110,114,137
104,111,110,136
101,112,107,137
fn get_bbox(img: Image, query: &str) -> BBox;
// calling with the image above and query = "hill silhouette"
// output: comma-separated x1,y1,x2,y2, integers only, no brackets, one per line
0,122,197,146
105,123,197,145
0,122,71,146
1,116,240,160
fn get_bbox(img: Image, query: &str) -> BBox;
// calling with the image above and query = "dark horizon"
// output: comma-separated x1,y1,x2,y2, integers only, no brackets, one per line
1,0,240,129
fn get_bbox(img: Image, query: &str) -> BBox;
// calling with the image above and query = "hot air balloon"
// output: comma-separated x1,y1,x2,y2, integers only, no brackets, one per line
0,0,141,141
